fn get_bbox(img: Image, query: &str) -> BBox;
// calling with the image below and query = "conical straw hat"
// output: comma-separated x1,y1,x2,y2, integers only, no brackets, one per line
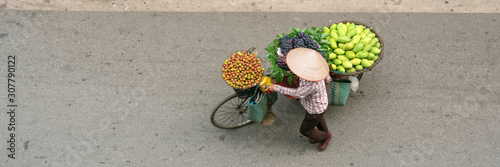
286,48,329,81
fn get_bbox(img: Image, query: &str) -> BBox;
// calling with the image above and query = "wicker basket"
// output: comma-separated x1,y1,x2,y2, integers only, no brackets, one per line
327,79,351,106
329,20,384,76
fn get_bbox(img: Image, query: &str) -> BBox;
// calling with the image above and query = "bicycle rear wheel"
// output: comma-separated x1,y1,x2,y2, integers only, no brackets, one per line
210,93,252,129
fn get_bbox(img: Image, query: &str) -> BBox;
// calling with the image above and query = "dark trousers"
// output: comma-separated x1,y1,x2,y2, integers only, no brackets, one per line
300,112,329,141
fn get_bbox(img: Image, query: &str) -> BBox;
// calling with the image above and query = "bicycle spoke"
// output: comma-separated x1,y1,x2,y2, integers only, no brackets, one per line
234,114,242,127
219,111,238,126
215,114,231,126
222,102,238,108
214,114,231,121
229,116,236,127
229,98,237,107
224,110,246,127
234,112,243,124
225,116,239,127
218,105,236,111
228,98,241,108
215,110,238,118
218,105,239,114
237,115,245,126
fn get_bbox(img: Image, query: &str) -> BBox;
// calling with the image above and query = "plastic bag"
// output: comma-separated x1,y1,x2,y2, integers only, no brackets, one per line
348,76,359,93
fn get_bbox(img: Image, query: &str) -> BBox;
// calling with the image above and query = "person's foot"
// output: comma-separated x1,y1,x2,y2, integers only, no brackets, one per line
318,132,332,151
309,138,319,143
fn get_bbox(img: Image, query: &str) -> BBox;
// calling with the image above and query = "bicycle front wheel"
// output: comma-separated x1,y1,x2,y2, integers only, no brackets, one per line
210,94,252,129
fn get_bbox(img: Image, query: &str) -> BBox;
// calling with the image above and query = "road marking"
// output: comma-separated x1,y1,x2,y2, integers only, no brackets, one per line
3,0,500,13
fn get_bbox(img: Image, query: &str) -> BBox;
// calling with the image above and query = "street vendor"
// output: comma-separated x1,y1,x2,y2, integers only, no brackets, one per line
264,48,333,151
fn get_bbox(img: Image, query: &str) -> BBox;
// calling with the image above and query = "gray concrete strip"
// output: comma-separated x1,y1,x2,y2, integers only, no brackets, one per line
2,0,500,13
1,9,499,166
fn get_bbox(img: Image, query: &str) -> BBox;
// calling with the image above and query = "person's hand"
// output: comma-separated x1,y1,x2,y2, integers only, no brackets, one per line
264,84,276,92
325,75,332,84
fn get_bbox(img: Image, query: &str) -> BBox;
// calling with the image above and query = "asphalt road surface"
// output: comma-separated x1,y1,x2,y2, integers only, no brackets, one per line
0,4,499,167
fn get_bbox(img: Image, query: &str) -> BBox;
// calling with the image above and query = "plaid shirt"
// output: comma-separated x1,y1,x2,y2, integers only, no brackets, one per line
275,75,331,114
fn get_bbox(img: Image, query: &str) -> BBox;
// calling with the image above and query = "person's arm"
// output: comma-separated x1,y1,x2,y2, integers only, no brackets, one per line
273,82,315,99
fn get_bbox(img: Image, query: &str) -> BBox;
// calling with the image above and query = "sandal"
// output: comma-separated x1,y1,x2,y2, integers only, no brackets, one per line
318,132,332,151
